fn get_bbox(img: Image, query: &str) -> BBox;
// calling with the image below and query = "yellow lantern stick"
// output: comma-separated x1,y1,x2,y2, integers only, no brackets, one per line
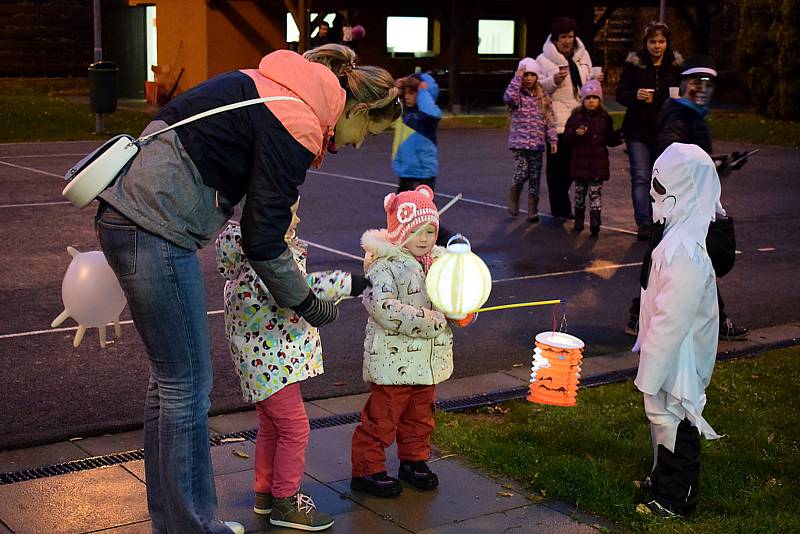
476,299,562,313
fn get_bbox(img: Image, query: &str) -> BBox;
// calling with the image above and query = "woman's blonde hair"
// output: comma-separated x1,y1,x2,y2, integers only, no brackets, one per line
304,44,401,122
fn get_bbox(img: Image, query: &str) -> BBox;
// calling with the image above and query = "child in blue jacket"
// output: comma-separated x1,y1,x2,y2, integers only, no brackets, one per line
392,73,442,193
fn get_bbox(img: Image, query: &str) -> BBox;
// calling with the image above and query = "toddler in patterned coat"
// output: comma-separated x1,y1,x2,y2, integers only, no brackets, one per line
349,185,474,498
215,199,368,531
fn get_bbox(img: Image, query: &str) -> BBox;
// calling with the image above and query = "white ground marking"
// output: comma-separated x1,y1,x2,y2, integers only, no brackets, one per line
757,247,776,252
308,169,638,235
0,201,71,209
0,262,641,340
0,310,224,341
0,160,62,178
0,153,85,159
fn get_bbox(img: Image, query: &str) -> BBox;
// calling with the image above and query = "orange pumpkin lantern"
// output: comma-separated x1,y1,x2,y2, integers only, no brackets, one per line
527,331,585,407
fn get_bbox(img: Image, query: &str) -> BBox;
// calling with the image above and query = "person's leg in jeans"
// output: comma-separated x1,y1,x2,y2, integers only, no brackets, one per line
97,205,232,534
627,141,654,237
546,134,573,218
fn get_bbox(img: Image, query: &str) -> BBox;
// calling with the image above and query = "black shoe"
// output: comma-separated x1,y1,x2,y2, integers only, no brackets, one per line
719,318,749,341
350,471,402,497
398,460,439,490
573,208,585,232
637,223,653,241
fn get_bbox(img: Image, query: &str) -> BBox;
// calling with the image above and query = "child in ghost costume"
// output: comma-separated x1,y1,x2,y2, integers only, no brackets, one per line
633,142,724,518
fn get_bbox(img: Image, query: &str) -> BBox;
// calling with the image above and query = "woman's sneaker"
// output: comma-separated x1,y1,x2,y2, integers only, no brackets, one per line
398,460,439,490
253,491,273,515
269,493,334,531
350,471,403,497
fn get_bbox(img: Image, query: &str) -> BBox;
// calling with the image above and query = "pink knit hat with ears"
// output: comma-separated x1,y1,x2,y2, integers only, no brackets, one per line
580,79,603,102
384,185,440,244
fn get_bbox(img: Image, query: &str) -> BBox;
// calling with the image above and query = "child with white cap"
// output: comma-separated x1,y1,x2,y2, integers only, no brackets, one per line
503,58,558,221
563,79,623,235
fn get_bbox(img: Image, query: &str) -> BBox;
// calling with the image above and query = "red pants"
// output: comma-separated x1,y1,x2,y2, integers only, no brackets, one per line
254,383,310,498
351,384,436,477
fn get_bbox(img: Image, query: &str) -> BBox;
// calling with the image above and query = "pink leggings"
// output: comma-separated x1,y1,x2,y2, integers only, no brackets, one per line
254,382,310,498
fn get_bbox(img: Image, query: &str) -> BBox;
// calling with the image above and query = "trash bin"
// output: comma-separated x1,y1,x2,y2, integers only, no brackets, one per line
88,61,119,114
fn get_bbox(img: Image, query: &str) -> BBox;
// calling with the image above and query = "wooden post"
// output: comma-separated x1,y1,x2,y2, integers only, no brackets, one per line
448,0,461,115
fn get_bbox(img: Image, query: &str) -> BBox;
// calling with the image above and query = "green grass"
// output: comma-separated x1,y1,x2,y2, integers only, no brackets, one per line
442,111,800,149
0,79,152,143
2,78,798,149
433,347,800,533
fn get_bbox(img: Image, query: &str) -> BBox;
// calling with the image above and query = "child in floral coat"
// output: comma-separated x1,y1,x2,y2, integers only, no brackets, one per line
215,199,368,531
350,185,473,498
503,57,558,221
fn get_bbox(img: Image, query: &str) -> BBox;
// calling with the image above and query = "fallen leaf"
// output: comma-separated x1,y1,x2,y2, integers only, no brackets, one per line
512,363,524,368
767,433,776,444
501,482,514,490
539,489,547,497
766,478,777,486
444,420,459,428
497,491,514,497
232,449,250,459
220,437,246,443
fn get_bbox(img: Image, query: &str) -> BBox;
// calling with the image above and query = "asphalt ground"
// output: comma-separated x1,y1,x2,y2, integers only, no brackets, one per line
1,129,798,450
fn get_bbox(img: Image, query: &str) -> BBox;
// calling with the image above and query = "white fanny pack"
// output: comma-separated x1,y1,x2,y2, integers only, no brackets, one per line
63,95,303,208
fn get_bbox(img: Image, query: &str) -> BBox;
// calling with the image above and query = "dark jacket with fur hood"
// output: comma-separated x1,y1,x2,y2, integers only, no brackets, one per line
616,49,683,144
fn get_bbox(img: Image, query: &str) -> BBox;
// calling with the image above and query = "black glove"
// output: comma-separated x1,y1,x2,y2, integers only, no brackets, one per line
292,290,338,327
350,273,371,296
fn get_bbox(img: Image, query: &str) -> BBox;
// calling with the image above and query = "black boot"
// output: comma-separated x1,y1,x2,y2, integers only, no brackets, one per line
573,208,585,232
590,209,601,236
527,194,540,222
508,184,522,216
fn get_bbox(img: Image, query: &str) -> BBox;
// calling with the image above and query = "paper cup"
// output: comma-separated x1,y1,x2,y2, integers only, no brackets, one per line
591,66,602,78
669,86,680,98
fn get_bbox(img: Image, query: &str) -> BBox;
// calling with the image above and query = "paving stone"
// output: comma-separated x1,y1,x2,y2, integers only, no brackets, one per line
0,441,88,473
209,409,258,435
418,503,599,533
502,365,534,383
732,324,800,347
72,429,144,457
122,459,145,483
305,401,337,419
436,372,527,399
0,466,148,534
304,423,407,484
331,456,530,532
213,441,257,476
311,393,370,416
93,521,152,533
214,469,362,534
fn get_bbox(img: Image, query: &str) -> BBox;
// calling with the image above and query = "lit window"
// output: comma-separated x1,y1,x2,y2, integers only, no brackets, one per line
286,12,336,42
478,19,515,55
386,16,429,54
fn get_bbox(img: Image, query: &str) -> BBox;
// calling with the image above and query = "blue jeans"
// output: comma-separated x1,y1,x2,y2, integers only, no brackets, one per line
96,204,232,534
627,141,654,226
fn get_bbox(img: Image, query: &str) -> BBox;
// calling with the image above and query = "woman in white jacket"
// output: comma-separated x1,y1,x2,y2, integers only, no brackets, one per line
536,18,599,219
634,143,724,518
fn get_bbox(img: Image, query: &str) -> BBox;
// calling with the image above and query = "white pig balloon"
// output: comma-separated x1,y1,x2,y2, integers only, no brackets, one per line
51,246,127,348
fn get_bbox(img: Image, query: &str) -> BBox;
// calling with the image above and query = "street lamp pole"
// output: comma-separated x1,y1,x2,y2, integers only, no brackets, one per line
659,0,666,22
93,0,104,134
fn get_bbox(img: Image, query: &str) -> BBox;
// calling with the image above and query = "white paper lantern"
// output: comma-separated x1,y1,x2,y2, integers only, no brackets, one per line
426,234,492,319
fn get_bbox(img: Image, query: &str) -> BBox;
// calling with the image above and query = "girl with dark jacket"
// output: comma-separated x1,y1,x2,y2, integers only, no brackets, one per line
616,21,683,239
563,80,623,236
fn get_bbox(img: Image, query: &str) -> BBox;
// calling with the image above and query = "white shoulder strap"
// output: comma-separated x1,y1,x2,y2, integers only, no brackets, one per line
137,95,305,143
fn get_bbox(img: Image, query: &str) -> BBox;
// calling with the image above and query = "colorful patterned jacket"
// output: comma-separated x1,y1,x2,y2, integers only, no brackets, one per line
503,74,558,151
361,229,453,386
215,223,352,403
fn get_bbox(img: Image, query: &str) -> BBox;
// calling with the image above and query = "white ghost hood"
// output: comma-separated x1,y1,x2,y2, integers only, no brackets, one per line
650,143,723,262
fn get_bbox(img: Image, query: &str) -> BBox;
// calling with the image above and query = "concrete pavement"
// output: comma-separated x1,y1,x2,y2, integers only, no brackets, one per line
2,323,798,533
